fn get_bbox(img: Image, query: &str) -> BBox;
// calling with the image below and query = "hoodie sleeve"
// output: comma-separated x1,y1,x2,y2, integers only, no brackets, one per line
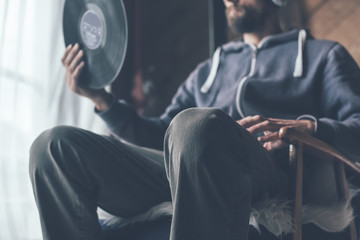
97,65,200,150
315,43,360,162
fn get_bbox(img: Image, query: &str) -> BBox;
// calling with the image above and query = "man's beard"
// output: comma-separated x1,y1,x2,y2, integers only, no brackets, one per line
226,6,265,34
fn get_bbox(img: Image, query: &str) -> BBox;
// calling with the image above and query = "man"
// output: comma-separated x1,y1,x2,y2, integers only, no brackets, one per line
29,0,360,239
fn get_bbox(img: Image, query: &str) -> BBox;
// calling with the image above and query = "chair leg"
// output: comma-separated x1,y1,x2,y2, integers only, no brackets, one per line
291,144,303,240
339,164,358,240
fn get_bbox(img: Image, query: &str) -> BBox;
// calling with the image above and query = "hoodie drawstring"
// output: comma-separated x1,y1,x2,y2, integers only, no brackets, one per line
201,47,221,93
293,29,307,77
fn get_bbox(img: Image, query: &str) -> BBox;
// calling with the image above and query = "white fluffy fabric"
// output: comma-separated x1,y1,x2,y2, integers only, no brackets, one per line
271,0,288,7
302,186,360,233
249,199,293,236
98,202,173,230
98,187,360,236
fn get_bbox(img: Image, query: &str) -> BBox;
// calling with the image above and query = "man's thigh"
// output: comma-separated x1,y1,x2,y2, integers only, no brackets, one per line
31,126,171,217
86,135,172,217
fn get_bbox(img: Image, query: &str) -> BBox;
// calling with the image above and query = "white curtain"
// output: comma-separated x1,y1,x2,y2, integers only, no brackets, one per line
0,0,107,239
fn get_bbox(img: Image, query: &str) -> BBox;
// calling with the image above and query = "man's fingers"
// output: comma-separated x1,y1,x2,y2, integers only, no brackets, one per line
72,61,85,80
237,115,265,128
238,117,315,141
61,44,73,65
63,43,80,67
257,132,279,142
263,140,287,152
247,119,280,134
69,50,84,72
263,142,271,151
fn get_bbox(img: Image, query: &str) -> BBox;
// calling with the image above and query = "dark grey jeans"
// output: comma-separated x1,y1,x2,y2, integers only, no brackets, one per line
29,108,283,240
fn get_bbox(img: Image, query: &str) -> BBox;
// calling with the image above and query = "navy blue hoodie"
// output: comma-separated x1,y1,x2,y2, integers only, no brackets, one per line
99,29,360,162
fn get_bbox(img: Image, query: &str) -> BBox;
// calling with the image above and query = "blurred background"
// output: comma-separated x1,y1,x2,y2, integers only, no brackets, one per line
0,0,359,239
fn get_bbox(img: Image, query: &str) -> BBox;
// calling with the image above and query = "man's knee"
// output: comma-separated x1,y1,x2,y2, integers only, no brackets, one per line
166,108,230,141
165,108,244,167
29,126,81,180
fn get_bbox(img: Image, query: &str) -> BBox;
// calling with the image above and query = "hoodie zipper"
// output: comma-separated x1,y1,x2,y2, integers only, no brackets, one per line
235,45,258,118
201,31,305,118
235,30,306,118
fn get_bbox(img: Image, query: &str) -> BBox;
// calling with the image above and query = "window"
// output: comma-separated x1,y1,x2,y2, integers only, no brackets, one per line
0,0,106,238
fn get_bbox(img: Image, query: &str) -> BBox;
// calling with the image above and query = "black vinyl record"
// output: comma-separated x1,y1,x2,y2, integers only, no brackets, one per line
63,0,128,89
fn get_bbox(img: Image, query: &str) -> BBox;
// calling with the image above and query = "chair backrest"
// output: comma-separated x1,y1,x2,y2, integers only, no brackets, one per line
302,157,342,206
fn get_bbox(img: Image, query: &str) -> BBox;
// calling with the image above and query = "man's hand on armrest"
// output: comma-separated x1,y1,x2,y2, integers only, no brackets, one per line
237,115,316,152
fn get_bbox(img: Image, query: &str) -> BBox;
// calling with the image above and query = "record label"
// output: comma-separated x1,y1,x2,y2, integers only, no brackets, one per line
80,4,106,50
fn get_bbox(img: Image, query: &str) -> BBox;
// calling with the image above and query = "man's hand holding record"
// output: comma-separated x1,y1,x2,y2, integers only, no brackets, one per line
62,0,128,89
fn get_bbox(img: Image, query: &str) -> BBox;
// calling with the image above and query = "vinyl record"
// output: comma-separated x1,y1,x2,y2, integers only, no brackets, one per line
63,0,128,89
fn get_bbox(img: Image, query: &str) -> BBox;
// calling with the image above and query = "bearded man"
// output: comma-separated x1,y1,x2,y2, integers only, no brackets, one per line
30,0,360,239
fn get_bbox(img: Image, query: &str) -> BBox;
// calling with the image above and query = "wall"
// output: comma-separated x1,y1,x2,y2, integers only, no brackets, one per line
140,0,210,116
281,0,360,65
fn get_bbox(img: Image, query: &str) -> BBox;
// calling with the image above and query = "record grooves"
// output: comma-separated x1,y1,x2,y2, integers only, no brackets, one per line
63,0,128,89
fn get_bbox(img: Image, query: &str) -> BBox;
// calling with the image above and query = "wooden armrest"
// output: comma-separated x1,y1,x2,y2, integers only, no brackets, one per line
279,127,360,175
